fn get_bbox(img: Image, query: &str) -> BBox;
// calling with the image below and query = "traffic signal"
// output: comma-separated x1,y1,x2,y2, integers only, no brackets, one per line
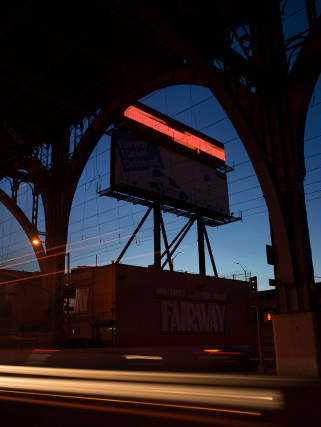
249,276,257,287
63,285,76,299
263,312,273,324
249,276,258,307
69,327,80,335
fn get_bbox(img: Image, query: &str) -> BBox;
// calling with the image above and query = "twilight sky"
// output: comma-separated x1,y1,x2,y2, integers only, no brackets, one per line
0,0,320,291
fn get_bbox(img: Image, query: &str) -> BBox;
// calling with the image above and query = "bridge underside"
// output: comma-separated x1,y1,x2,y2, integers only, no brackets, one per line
1,1,321,376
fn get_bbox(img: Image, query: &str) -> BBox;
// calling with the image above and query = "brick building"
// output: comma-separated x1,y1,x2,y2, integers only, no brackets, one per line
1,264,257,351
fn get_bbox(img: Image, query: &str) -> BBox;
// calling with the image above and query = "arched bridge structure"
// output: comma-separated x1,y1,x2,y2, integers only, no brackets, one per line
1,1,321,375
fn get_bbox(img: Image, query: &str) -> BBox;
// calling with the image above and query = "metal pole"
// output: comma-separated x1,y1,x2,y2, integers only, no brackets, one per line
203,225,218,277
197,215,206,275
159,212,173,270
236,262,247,281
251,276,264,374
154,202,161,268
256,306,264,374
116,206,152,263
66,252,70,334
116,206,152,264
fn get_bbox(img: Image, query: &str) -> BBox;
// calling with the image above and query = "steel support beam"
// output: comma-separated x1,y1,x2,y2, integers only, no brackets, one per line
161,216,196,269
159,211,173,271
116,207,152,264
197,215,206,276
153,202,162,269
203,225,218,277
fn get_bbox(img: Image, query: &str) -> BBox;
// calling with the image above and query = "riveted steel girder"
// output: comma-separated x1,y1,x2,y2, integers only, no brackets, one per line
1,1,321,342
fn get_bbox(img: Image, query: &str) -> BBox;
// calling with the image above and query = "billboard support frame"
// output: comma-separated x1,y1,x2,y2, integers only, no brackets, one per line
203,223,218,277
116,206,152,264
197,215,206,276
159,209,173,270
154,201,162,268
100,187,226,276
161,215,197,270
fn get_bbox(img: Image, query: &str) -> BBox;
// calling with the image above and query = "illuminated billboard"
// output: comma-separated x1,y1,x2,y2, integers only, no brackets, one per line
111,127,230,216
123,104,225,165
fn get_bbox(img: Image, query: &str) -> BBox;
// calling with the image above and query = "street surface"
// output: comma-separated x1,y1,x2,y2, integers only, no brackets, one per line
0,363,320,426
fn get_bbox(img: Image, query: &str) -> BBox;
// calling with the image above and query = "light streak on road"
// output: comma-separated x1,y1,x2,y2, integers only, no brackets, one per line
0,388,262,417
0,365,283,411
0,364,308,385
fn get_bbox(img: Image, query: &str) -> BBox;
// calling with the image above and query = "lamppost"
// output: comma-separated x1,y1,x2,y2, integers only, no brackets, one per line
172,251,183,270
236,262,248,281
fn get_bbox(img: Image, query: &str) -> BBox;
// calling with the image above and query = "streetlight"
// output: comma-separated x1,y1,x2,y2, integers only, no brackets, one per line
172,251,183,270
31,230,46,247
236,262,247,281
30,235,46,255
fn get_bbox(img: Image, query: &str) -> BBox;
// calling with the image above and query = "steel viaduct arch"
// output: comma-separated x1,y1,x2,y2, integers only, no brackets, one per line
1,0,321,375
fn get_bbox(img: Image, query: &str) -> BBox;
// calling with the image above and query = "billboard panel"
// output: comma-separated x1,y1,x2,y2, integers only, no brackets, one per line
123,104,225,165
112,128,230,215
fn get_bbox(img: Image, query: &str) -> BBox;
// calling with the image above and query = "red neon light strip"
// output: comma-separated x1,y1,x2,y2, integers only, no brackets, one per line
124,106,225,162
